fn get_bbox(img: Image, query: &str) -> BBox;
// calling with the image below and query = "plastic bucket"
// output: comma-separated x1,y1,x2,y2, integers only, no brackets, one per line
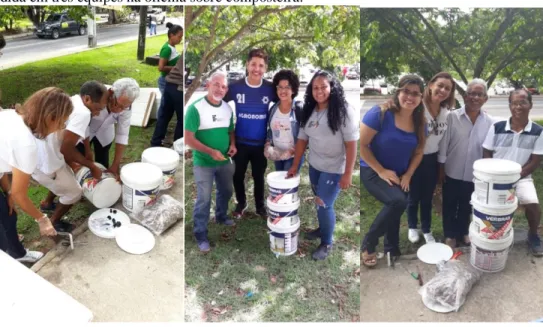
141,147,180,190
469,222,514,273
267,218,300,256
473,158,521,206
75,162,122,208
471,193,517,239
120,163,163,214
266,171,300,204
267,198,300,227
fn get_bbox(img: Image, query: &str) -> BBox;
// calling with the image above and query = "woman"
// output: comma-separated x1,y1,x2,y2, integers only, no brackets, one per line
287,71,359,261
407,72,455,244
265,69,304,171
157,23,183,96
0,87,73,263
360,75,427,267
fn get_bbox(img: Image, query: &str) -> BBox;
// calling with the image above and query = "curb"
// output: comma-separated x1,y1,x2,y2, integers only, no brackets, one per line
3,22,138,41
4,32,34,40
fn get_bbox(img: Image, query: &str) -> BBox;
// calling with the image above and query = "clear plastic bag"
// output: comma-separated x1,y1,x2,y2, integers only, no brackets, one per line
419,259,482,313
173,137,185,155
132,194,183,235
264,143,294,161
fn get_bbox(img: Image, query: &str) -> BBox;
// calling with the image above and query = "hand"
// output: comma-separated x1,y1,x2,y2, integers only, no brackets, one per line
90,165,103,180
210,149,226,161
85,152,94,162
286,166,298,178
377,169,400,186
37,216,57,237
106,164,121,181
400,173,412,192
227,145,237,157
288,148,296,156
7,194,16,215
339,173,352,189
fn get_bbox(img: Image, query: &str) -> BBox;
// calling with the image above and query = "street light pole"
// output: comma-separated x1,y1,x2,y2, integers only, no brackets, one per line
88,6,97,48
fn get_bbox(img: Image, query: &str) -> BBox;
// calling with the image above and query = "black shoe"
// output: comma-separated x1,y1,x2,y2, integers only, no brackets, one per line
312,243,333,260
305,228,321,240
54,221,75,233
232,203,248,219
256,206,267,218
528,234,543,257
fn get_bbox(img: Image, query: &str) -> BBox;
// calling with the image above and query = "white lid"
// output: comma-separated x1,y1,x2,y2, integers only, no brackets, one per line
473,158,522,175
88,208,131,239
120,163,163,190
141,147,180,170
416,243,453,265
92,179,122,208
115,223,156,255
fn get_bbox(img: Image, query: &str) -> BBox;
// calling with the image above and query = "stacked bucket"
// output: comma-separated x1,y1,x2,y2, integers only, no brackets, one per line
470,158,522,273
266,171,301,256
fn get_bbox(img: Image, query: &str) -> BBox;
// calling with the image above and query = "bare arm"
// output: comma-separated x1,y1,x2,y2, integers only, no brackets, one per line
0,174,10,194
290,139,308,174
344,140,357,176
10,168,44,221
112,143,126,168
359,123,386,174
158,58,174,74
483,148,493,159
521,154,541,178
403,144,425,178
61,130,97,169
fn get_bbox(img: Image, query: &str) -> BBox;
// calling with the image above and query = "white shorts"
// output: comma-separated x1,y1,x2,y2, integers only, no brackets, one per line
32,165,82,205
515,178,539,205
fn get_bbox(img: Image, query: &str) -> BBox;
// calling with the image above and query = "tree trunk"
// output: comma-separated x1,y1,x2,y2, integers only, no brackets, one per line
108,10,117,24
137,6,148,61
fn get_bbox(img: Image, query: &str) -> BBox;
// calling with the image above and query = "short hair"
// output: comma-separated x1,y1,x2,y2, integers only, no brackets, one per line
112,78,140,102
272,69,300,99
247,48,268,65
0,34,5,50
80,81,107,103
467,78,488,95
209,71,227,83
166,22,183,37
509,88,532,105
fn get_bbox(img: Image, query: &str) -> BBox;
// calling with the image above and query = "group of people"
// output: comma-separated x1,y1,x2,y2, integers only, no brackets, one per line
360,72,543,267
185,48,359,260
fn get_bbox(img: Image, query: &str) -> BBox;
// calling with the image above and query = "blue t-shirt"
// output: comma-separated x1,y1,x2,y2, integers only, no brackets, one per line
224,78,278,146
360,105,424,176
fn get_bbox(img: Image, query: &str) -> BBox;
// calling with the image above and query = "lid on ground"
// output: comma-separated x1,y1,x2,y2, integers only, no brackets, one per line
416,243,453,265
115,223,155,255
473,158,522,175
88,208,130,239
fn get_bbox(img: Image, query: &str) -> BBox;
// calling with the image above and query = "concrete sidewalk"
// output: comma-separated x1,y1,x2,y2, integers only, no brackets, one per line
33,166,184,322
361,243,543,322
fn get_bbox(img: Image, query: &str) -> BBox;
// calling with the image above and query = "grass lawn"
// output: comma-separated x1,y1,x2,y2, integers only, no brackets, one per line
0,35,180,252
360,121,543,256
184,156,361,322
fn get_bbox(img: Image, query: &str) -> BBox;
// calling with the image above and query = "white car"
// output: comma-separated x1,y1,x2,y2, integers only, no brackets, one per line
149,9,166,25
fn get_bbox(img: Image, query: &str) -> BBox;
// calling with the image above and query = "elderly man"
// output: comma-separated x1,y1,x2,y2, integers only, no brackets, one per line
77,78,140,177
438,79,495,249
483,89,543,256
185,72,237,253
34,81,109,233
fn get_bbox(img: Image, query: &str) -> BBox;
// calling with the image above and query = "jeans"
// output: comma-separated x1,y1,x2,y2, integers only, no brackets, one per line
157,75,166,116
149,24,157,35
76,137,113,168
407,152,438,233
442,175,474,240
193,163,236,239
150,82,183,146
233,143,268,210
274,155,305,172
0,192,26,259
361,166,408,255
308,165,342,245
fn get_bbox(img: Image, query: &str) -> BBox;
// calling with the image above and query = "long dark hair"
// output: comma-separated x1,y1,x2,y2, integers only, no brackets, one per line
423,72,456,109
381,74,426,147
300,70,348,134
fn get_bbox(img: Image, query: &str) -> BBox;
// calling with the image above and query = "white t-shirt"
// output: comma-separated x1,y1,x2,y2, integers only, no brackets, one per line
0,110,38,179
270,110,294,151
424,106,449,155
88,107,132,146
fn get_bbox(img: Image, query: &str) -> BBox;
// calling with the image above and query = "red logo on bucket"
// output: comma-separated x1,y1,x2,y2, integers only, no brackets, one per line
482,219,512,239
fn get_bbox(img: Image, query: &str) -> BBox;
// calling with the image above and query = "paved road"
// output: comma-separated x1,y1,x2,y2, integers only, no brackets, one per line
361,96,543,120
0,20,182,70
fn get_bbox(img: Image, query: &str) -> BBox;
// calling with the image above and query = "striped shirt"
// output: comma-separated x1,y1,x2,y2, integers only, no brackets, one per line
482,119,543,178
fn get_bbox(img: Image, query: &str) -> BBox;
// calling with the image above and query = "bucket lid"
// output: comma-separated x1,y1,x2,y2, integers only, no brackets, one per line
416,243,453,265
266,171,300,186
141,147,180,170
473,158,522,175
88,208,130,239
120,163,163,190
267,216,300,234
115,223,156,255
91,178,122,208
470,193,518,211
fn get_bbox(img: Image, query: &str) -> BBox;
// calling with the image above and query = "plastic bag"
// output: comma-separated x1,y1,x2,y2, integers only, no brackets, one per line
173,137,185,155
132,194,183,235
418,259,482,313
264,143,294,161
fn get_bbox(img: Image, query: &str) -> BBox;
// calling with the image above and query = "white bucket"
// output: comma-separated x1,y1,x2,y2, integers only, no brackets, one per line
75,162,122,208
267,218,300,256
141,147,180,190
473,158,521,206
469,222,514,273
266,171,300,204
471,193,517,239
267,198,300,227
120,163,163,214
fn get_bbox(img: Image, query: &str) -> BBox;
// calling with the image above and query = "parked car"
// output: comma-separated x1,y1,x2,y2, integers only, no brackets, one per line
35,13,87,39
149,9,166,25
346,70,359,80
362,87,382,95
227,71,245,84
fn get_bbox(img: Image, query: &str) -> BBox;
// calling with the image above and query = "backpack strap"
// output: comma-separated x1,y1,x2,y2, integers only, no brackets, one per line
379,106,387,130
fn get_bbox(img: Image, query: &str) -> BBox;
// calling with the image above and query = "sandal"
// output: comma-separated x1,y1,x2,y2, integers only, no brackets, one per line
362,250,378,268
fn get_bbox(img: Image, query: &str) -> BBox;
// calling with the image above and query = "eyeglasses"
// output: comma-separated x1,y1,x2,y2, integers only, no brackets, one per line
399,88,422,98
277,86,292,91
467,92,486,98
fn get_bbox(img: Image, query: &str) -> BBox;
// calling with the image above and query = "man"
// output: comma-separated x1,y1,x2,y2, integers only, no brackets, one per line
78,78,140,177
438,79,495,249
185,72,237,252
483,89,543,256
225,49,278,219
150,47,184,148
33,81,109,232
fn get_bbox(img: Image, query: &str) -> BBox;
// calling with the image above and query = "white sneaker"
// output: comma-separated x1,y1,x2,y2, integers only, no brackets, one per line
16,250,44,263
423,233,436,244
408,229,420,243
